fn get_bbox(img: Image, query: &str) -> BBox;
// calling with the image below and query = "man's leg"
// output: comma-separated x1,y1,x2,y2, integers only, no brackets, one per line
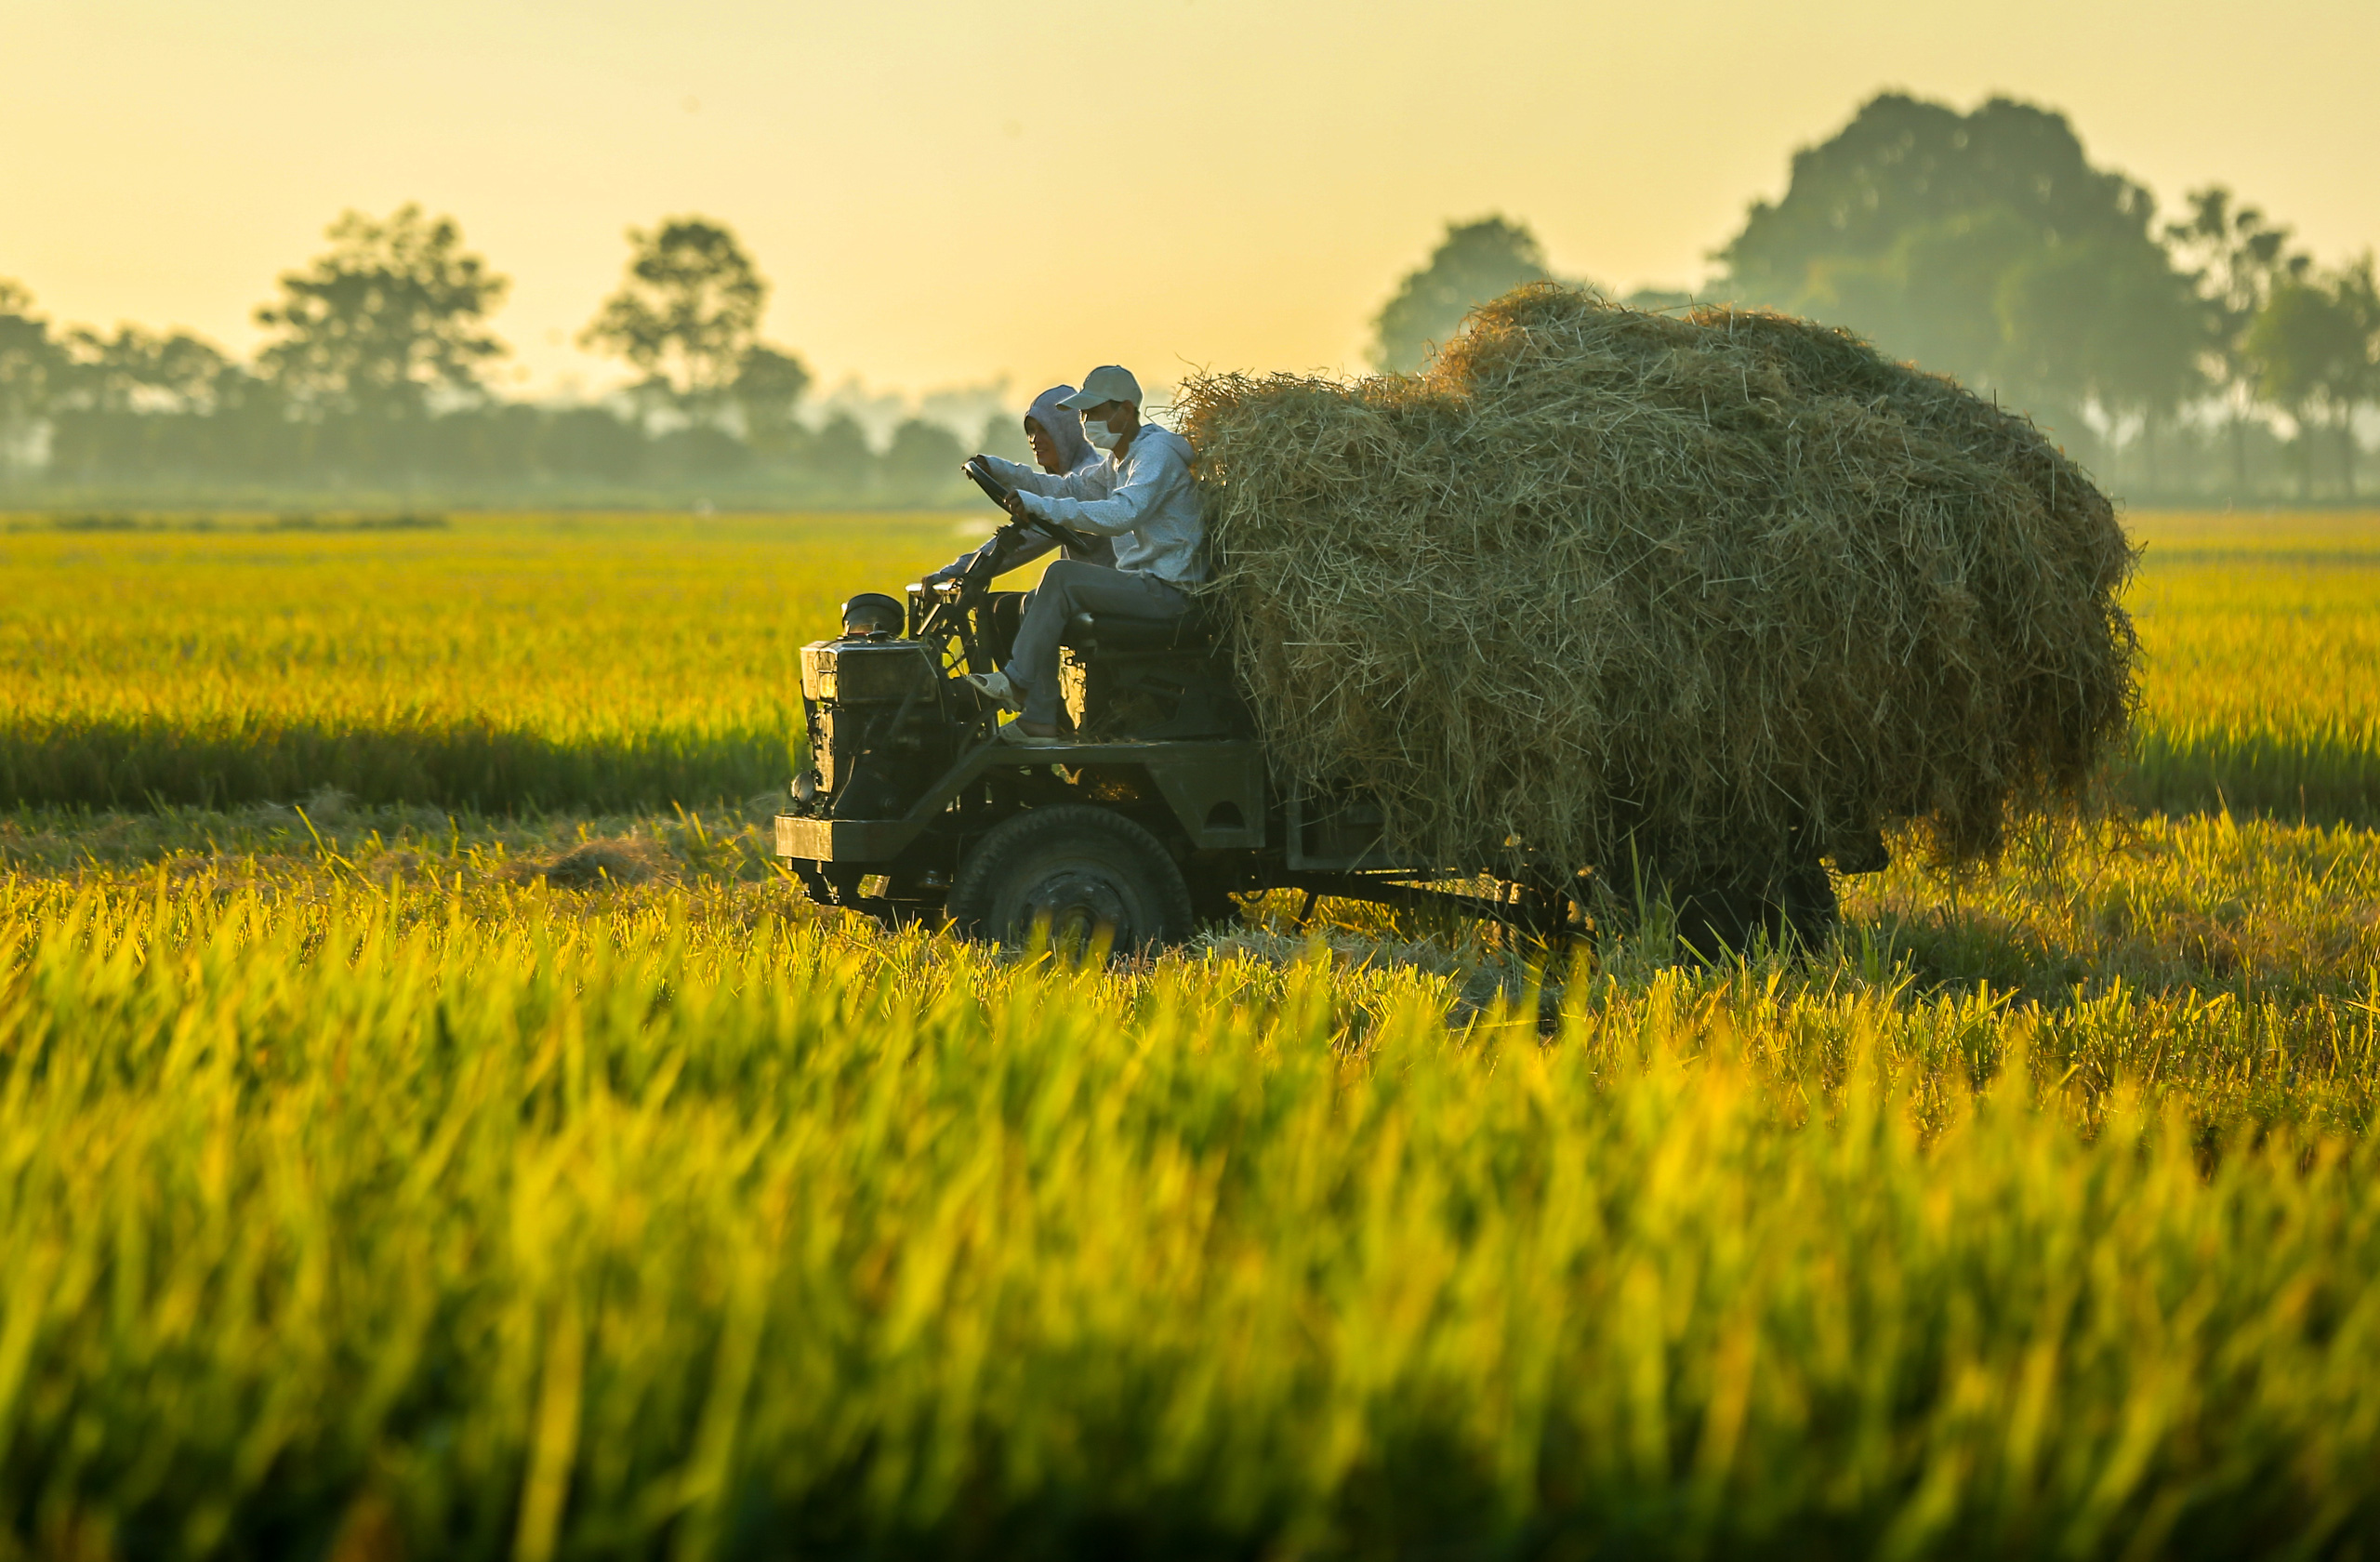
1005,562,1189,729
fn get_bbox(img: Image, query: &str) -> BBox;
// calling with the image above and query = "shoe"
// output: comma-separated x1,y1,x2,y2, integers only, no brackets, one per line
962,668,1023,711
998,721,1066,748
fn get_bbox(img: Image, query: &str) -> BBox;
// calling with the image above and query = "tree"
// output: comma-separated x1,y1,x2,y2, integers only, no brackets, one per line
43,325,245,484
2164,187,2307,493
1370,217,1548,373
881,418,964,505
1721,95,2153,304
1996,236,2209,488
255,205,509,421
804,412,876,499
62,325,236,415
2248,258,2379,499
0,282,67,483
1716,92,2202,455
730,343,812,457
978,409,1033,467
2340,258,2380,497
581,218,778,429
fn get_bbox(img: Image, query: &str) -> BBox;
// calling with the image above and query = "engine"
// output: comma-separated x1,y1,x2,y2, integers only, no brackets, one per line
798,596,956,819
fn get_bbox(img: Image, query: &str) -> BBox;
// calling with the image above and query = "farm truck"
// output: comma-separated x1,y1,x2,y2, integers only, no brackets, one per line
775,464,1858,954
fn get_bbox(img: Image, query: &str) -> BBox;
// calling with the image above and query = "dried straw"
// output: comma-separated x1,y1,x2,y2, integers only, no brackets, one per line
1179,284,2136,885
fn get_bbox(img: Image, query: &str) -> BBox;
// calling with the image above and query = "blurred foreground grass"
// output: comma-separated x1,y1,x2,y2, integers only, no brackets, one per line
3,509,2380,1555
3,800,2380,1554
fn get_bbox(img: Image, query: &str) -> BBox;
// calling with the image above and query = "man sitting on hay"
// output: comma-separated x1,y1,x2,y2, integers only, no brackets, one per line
963,364,1207,746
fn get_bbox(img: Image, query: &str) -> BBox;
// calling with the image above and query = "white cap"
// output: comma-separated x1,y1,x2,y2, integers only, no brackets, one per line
1057,365,1142,410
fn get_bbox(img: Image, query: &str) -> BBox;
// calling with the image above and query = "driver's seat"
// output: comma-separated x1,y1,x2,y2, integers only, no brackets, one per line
1056,600,1244,741
1058,599,1223,657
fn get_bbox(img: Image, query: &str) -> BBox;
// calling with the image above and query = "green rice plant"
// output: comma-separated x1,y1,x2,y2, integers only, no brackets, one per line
6,506,2377,827
2122,510,2380,824
2,866,2379,1557
3,495,2379,1554
0,512,976,811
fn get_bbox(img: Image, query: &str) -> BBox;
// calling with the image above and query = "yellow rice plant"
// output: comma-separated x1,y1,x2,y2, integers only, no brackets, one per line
2,867,2379,1555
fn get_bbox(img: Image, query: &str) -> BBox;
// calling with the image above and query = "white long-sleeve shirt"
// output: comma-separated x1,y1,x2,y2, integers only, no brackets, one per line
979,424,1207,586
930,451,1115,583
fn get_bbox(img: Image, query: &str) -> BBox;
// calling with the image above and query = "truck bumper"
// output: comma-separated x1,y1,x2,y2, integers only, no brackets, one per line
774,814,916,863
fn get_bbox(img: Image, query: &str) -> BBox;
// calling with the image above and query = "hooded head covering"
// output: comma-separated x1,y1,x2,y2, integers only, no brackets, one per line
1025,385,1096,473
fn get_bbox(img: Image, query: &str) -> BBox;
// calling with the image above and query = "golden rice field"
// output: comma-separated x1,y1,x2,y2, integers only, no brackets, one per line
1,508,2377,1556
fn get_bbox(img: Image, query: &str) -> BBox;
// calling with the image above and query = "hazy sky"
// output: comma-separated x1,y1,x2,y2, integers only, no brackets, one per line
9,0,2376,411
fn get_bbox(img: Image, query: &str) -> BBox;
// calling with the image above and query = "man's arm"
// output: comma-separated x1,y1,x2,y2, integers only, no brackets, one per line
975,452,1108,501
922,537,993,585
1016,438,1187,537
987,530,1059,573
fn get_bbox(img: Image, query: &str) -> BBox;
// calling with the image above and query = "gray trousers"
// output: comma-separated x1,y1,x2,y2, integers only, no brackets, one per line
1005,560,1189,725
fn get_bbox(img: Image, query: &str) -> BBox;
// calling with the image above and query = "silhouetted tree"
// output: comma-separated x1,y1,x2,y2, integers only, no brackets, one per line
978,409,1033,467
731,343,813,457
1716,93,2201,458
0,281,65,483
2249,258,2380,499
1996,237,2209,487
62,325,235,413
255,205,509,423
1370,218,1548,373
2165,187,2308,492
882,418,964,505
44,326,245,483
582,218,782,430
805,412,876,498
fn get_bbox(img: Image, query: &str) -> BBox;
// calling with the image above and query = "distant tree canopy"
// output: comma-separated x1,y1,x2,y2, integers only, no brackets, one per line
881,417,966,505
2248,257,2380,497
7,93,2377,507
255,205,509,420
581,218,811,433
1713,95,2211,437
731,343,813,457
1370,217,1549,373
0,282,63,474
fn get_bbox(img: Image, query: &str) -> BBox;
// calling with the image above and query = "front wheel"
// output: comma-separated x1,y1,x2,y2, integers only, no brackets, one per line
947,805,1197,957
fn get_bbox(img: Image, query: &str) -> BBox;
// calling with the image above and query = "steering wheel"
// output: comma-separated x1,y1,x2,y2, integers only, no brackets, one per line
963,457,1096,553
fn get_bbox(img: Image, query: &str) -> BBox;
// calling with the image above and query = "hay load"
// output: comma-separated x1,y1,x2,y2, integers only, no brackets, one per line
1179,284,2135,890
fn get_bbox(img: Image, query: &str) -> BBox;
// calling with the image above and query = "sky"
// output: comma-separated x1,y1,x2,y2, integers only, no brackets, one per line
8,0,2377,418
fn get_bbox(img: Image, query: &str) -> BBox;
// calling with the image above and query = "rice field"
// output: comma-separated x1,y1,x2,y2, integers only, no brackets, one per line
0,512,972,813
1,507,2377,1556
2123,510,2380,824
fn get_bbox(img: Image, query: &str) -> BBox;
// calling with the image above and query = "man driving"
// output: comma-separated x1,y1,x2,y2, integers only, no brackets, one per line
962,364,1203,745
924,386,1115,666
925,384,1115,586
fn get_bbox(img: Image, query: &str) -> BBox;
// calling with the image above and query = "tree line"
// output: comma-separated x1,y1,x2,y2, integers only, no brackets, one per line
4,91,2374,506
1376,95,2378,503
0,212,1017,506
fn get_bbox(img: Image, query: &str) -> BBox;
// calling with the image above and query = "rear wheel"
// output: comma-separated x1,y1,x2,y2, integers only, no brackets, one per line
947,805,1197,957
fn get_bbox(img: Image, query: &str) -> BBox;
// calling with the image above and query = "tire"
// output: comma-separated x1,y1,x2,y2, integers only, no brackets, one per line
946,805,1197,957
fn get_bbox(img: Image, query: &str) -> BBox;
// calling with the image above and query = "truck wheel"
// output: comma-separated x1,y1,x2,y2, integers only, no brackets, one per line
947,805,1197,957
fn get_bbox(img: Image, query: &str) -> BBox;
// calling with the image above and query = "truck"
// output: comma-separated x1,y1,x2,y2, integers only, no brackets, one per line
775,463,1850,955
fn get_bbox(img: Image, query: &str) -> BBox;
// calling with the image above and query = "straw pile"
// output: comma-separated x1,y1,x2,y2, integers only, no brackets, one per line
1179,284,2135,887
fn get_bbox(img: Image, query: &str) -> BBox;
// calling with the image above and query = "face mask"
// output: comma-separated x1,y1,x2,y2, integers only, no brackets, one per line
1080,412,1121,452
